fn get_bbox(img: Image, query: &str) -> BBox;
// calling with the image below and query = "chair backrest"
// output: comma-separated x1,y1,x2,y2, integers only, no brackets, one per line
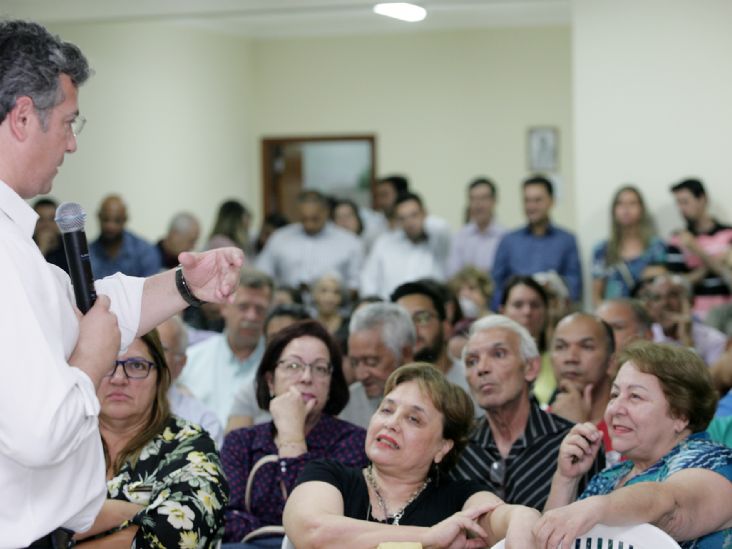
490,523,681,549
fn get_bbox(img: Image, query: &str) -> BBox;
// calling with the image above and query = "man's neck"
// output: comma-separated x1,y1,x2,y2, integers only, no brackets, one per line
485,395,531,458
227,334,258,361
475,216,492,232
692,214,715,234
529,219,550,236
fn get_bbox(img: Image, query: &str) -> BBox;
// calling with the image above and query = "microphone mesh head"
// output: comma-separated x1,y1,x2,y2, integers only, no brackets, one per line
55,202,87,233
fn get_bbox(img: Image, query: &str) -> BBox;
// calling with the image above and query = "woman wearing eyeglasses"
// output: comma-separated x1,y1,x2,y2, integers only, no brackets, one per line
74,330,228,547
220,320,368,548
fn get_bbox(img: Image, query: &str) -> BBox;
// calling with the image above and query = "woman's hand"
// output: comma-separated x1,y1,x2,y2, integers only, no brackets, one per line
556,423,602,480
533,497,605,549
271,387,316,442
421,504,494,549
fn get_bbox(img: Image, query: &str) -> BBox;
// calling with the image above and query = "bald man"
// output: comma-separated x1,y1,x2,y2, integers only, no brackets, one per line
89,194,161,278
156,211,201,269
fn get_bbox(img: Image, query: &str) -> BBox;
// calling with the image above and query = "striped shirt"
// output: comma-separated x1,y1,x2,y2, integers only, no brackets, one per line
450,398,605,510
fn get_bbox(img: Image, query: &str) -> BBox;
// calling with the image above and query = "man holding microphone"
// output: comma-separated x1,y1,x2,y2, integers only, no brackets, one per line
0,20,243,547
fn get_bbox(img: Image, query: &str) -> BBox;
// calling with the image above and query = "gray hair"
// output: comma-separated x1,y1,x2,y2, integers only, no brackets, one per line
466,314,539,363
349,303,416,362
239,268,274,295
0,20,90,127
168,212,200,235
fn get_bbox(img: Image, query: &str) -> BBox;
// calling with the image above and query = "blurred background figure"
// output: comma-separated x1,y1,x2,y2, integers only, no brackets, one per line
591,185,665,305
157,315,224,448
89,194,161,278
447,177,507,277
155,212,201,269
331,198,364,238
310,273,349,352
499,275,555,405
205,199,254,257
272,285,303,307
448,266,494,320
32,197,68,272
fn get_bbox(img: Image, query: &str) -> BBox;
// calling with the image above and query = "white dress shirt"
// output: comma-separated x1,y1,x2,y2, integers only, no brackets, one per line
255,222,364,290
227,380,272,426
360,229,449,300
179,333,265,424
168,384,224,448
0,180,144,546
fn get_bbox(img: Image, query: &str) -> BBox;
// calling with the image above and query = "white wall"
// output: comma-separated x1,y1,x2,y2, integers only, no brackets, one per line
250,27,574,231
46,21,254,242
573,0,732,303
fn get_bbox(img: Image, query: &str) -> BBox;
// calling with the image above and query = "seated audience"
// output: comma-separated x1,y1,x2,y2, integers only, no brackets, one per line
492,175,582,309
361,192,450,300
391,281,474,403
32,196,68,272
448,266,494,320
180,269,272,424
311,272,349,347
226,303,312,432
283,363,540,548
499,276,554,405
89,194,161,278
339,303,416,428
452,315,604,510
272,285,303,307
596,298,653,352
158,315,224,447
667,178,732,319
638,273,726,364
76,331,227,546
220,320,367,546
155,211,201,269
205,199,254,257
536,342,732,549
591,185,666,305
256,190,363,297
550,313,617,463
331,197,364,238
447,177,507,277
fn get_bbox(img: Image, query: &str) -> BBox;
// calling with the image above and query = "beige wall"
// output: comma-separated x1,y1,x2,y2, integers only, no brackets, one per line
46,21,254,242
40,22,572,242
573,0,732,303
250,27,574,231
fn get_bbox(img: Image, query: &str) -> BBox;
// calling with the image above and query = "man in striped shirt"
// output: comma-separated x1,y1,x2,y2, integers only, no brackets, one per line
450,314,604,510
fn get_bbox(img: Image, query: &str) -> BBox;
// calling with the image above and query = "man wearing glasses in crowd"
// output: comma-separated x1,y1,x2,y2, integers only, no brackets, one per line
0,20,243,547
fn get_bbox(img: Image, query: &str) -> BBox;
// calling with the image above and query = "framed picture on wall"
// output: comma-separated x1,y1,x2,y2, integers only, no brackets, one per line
527,126,559,172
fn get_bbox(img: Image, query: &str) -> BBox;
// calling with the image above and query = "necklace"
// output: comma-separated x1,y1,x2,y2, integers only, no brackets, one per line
364,463,430,525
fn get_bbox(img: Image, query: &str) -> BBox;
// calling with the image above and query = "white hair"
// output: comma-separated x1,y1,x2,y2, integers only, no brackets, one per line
349,303,416,361
466,314,539,362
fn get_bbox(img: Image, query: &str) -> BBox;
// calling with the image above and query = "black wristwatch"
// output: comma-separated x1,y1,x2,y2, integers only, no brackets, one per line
175,266,205,307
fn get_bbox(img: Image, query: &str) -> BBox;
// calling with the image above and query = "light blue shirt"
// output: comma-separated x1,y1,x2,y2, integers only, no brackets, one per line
179,333,265,425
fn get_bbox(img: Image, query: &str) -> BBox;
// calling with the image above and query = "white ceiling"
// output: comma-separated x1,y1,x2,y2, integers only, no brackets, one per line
0,0,570,38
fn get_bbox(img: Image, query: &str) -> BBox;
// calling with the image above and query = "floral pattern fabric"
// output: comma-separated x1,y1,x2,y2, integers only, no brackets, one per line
580,432,732,549
102,416,229,548
591,236,667,298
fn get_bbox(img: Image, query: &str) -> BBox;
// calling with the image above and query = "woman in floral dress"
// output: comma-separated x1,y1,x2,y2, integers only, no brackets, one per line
75,330,228,548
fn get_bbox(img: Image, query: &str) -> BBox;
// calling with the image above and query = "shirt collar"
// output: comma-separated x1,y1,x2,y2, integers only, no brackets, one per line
472,397,562,450
223,334,265,368
522,222,555,236
0,179,39,238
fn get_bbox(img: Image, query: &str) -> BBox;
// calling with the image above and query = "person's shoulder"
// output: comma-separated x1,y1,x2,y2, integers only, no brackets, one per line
164,416,217,449
224,420,272,447
187,332,225,357
591,239,609,256
669,433,732,472
124,230,156,249
550,224,578,240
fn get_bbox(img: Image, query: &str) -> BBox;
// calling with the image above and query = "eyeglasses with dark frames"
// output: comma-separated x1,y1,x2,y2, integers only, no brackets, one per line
106,358,156,380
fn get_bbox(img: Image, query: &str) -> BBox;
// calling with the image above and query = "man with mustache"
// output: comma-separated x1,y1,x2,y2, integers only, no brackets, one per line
180,268,273,424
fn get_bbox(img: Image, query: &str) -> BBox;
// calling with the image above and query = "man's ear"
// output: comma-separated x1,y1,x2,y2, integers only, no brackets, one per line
7,96,35,141
524,356,541,383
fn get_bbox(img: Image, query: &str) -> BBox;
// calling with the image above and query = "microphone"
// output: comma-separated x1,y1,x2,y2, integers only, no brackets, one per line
55,202,97,314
